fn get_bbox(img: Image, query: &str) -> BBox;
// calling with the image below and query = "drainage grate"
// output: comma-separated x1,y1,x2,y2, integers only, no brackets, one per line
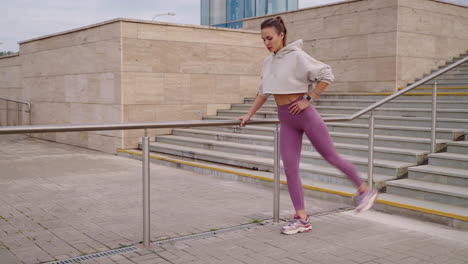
44,246,137,264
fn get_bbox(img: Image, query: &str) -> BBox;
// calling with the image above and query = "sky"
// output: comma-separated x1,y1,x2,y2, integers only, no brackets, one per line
1,0,467,52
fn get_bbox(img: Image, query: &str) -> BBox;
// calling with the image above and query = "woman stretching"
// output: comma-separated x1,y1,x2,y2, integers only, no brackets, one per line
237,16,378,235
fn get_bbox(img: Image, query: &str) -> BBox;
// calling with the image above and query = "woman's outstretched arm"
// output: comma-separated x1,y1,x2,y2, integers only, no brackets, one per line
237,95,268,127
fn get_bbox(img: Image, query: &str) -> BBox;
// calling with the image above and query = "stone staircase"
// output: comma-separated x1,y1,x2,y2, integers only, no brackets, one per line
118,52,468,229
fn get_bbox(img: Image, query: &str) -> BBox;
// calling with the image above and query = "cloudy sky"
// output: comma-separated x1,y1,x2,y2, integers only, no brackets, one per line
1,0,467,52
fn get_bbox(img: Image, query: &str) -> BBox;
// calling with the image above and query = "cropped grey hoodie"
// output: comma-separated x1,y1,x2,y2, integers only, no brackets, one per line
257,39,334,98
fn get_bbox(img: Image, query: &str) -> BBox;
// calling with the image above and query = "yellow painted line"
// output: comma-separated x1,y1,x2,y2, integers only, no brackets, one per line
376,199,468,222
117,148,276,182
367,92,468,96
398,87,468,90
118,148,467,221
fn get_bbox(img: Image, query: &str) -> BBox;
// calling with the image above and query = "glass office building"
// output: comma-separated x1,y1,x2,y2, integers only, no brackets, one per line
201,0,298,28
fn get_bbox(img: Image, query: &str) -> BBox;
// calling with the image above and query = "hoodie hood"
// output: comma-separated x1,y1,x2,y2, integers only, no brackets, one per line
273,39,303,58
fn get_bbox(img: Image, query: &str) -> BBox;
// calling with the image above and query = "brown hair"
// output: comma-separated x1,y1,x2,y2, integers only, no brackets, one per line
260,16,287,46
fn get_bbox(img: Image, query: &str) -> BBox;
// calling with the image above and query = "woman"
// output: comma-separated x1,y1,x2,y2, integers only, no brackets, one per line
237,16,377,235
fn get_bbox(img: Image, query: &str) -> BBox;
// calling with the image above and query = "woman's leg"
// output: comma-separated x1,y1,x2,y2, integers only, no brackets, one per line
279,121,305,212
301,107,363,188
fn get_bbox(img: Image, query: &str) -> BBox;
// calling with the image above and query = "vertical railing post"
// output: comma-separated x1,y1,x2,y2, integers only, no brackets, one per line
273,123,280,223
17,102,20,126
6,100,8,126
368,112,375,187
28,104,31,126
431,80,438,153
142,128,151,247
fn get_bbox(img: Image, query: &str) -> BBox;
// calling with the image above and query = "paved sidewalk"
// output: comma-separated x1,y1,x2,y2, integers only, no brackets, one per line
94,211,468,264
0,134,467,264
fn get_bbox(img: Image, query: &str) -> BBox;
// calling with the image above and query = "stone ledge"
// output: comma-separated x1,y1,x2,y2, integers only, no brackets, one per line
18,18,261,45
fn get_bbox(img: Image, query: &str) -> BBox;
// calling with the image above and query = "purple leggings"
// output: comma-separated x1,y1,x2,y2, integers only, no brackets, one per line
277,96,363,211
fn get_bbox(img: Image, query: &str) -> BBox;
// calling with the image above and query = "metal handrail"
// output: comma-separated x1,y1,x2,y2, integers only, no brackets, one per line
0,54,466,248
0,97,31,126
0,97,31,110
0,119,280,134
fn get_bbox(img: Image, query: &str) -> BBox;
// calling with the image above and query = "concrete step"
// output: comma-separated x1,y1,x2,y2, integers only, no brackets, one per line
352,106,468,120
192,124,448,152
425,80,468,85
435,62,468,70
445,70,468,76
117,149,468,229
160,131,426,165
245,94,468,103
446,141,468,155
429,152,468,170
435,66,468,73
408,165,468,187
324,115,468,130
203,115,465,140
234,100,468,110
375,193,468,229
145,141,397,187
386,179,468,207
432,74,468,79
218,107,468,119
312,99,468,109
228,104,468,129
398,87,468,93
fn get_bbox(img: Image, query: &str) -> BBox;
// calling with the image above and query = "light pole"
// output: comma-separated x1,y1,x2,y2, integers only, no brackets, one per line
151,12,176,21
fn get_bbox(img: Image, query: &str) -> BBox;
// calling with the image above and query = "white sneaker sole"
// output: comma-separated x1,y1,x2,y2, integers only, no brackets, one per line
355,191,378,213
281,226,312,235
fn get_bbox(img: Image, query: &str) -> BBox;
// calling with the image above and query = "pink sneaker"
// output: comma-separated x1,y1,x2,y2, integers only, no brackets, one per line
355,187,378,213
282,215,312,235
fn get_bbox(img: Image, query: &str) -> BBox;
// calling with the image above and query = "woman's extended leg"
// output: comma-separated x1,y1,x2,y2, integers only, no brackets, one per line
301,106,363,187
300,106,377,212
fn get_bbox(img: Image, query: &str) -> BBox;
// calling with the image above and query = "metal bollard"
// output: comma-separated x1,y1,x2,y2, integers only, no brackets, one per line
142,129,151,247
368,112,375,187
431,80,438,153
273,124,280,223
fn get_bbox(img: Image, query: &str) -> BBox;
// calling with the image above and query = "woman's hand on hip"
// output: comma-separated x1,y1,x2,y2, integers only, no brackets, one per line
237,113,252,127
289,98,311,114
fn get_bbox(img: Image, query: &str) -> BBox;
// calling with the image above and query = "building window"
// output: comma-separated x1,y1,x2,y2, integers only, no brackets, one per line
227,0,244,22
202,0,297,27
201,0,211,25
244,0,255,18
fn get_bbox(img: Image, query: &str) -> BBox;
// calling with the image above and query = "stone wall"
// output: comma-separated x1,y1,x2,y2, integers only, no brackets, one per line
4,19,267,152
396,0,468,87
243,0,468,92
19,21,122,153
120,20,267,148
243,0,399,92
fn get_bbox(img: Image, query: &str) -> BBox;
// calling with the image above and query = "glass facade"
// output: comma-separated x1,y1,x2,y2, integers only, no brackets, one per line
201,0,298,28
201,0,211,25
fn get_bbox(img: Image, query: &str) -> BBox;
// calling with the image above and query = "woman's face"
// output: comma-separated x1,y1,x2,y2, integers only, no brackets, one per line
261,27,284,53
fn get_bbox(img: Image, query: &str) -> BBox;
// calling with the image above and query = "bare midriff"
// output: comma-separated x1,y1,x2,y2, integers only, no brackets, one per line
274,93,306,106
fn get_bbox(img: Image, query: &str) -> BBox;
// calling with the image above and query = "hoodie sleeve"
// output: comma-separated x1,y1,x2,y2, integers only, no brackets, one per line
297,51,334,85
257,74,271,99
